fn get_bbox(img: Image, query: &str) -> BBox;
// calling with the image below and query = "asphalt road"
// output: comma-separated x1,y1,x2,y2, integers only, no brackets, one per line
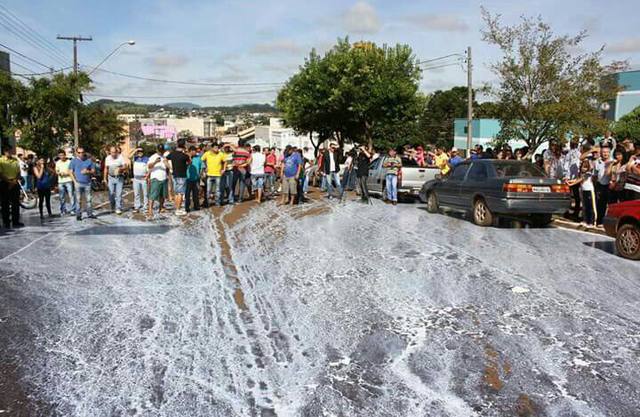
1,196,639,417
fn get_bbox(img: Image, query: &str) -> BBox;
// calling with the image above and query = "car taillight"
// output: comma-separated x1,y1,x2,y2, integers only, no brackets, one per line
550,184,570,193
503,183,532,192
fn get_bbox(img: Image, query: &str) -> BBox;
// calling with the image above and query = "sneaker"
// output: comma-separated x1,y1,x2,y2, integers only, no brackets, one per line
115,209,123,215
87,214,97,219
76,216,82,221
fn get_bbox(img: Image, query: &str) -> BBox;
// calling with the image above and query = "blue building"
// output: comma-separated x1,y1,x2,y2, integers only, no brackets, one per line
607,70,640,121
453,118,528,151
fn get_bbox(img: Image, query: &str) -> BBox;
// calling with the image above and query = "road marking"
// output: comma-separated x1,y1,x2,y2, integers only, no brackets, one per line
0,232,52,263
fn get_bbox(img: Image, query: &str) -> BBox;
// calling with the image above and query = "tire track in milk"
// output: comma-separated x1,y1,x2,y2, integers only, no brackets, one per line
211,205,280,416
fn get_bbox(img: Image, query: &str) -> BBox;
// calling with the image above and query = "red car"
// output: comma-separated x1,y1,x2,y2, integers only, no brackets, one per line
603,200,640,260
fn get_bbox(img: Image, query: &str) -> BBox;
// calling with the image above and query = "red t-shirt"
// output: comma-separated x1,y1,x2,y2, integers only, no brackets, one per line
265,154,277,174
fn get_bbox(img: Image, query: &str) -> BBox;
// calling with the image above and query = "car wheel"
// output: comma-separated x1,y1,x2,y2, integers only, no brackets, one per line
426,192,439,213
616,223,640,260
472,198,494,227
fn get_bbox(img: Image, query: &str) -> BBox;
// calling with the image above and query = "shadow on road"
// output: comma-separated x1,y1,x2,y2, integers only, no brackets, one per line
73,225,174,236
583,240,617,256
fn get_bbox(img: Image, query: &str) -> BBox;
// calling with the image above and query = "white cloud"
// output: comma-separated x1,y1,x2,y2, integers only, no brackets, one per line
343,1,380,34
252,39,304,55
405,14,469,32
144,52,189,68
608,38,640,53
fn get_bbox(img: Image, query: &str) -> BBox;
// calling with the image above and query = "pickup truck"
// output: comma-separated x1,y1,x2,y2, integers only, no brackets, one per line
366,156,440,200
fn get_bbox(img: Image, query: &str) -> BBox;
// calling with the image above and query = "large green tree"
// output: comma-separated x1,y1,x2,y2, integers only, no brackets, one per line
78,104,125,156
419,86,478,148
277,39,424,150
481,8,625,151
17,72,91,156
613,106,640,141
0,72,28,145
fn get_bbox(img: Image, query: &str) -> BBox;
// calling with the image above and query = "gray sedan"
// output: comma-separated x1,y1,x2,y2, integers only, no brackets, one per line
419,159,572,226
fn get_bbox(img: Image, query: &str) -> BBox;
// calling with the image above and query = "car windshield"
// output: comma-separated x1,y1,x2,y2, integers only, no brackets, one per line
492,161,545,178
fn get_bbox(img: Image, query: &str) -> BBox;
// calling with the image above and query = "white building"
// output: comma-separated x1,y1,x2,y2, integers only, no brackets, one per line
253,118,317,150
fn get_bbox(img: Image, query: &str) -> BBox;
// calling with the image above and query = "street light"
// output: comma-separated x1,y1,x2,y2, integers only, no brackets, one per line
87,40,135,76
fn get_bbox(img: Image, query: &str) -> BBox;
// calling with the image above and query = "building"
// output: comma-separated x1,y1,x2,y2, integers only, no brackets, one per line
453,118,530,151
607,70,640,121
253,118,316,150
0,51,9,74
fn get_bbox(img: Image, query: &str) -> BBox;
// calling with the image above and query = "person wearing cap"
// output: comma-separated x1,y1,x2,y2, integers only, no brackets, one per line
130,147,149,213
449,148,464,168
320,142,342,199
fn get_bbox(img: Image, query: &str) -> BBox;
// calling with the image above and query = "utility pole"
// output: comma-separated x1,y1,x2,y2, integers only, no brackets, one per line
466,46,473,158
57,35,92,149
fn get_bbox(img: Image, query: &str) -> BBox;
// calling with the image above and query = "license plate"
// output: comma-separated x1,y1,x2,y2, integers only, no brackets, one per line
532,186,551,193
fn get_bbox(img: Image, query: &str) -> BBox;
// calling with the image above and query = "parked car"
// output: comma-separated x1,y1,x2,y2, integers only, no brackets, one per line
367,156,439,200
419,160,571,226
603,200,640,260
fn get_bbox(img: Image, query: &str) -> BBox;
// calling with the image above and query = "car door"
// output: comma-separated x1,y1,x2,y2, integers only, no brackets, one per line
439,164,470,206
459,162,488,208
367,157,385,193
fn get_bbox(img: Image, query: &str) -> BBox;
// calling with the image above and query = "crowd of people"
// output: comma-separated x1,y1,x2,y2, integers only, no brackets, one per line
1,132,638,230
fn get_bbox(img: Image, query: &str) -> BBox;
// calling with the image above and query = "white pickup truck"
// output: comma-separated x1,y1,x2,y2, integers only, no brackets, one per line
366,156,440,200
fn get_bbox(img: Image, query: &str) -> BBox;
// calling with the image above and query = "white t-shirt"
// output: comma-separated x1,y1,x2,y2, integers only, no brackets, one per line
581,175,594,192
104,154,126,177
132,156,149,178
250,152,266,175
329,152,336,172
19,160,28,176
148,153,168,181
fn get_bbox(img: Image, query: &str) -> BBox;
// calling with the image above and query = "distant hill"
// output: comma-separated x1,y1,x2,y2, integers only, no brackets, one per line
89,99,277,115
163,102,201,109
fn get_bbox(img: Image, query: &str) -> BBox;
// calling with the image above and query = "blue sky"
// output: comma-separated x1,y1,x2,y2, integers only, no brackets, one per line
2,0,639,106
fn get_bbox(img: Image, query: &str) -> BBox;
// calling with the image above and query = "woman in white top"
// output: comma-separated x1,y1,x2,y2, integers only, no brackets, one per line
249,145,266,203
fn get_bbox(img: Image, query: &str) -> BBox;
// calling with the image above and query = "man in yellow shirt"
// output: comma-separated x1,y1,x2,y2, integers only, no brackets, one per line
201,143,226,206
434,147,450,176
0,143,24,228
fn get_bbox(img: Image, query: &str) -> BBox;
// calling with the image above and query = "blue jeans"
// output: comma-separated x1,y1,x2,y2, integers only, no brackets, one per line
303,174,310,193
386,174,398,202
232,170,248,202
132,177,148,210
58,181,77,214
206,176,223,206
75,183,93,218
223,170,234,203
265,173,276,195
325,172,342,197
108,176,124,211
24,175,33,191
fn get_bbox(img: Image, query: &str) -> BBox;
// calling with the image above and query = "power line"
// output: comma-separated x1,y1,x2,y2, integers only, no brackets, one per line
9,60,37,73
0,4,69,66
84,67,285,86
417,53,464,65
0,41,53,69
420,62,464,71
85,89,279,99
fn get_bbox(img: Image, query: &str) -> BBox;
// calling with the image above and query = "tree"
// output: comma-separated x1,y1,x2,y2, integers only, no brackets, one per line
419,86,476,148
78,105,125,156
613,106,640,140
277,38,424,150
481,8,625,152
14,72,91,156
0,72,28,145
